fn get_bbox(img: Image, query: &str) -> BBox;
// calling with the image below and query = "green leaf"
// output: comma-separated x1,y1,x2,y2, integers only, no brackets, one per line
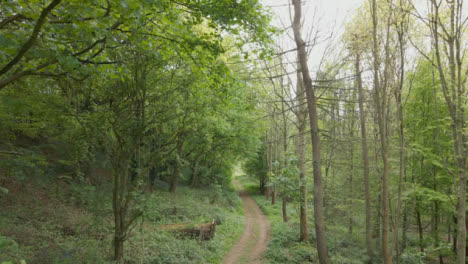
57,55,80,71
431,159,443,168
0,186,8,195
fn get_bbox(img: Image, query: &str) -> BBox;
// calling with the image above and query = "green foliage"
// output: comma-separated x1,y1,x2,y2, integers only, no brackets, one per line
1,0,273,260
400,250,426,264
125,186,244,264
0,235,19,254
244,148,267,185
269,154,303,201
0,180,243,263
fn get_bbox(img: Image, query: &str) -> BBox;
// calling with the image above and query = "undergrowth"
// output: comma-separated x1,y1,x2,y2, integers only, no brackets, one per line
0,178,244,264
238,174,369,264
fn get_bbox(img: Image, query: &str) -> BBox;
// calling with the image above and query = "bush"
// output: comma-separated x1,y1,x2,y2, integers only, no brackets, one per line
400,250,425,264
0,235,24,263
330,254,366,264
124,187,245,264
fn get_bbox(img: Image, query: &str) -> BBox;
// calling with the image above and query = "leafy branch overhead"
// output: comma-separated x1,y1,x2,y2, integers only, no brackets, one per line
0,0,274,89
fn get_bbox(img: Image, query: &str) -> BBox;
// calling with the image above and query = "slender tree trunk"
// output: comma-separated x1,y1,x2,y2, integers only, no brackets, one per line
266,132,271,200
324,91,338,219
169,135,184,193
355,50,373,261
113,233,124,263
372,112,382,245
434,199,444,264
292,1,329,262
280,81,289,223
111,152,130,263
271,174,276,204
282,198,288,222
190,153,202,187
296,60,309,242
113,176,125,263
449,219,452,245
347,88,357,236
370,0,391,262
416,200,424,252
402,206,407,250
272,127,278,205
348,144,353,235
453,216,458,254
391,19,407,260
272,185,276,205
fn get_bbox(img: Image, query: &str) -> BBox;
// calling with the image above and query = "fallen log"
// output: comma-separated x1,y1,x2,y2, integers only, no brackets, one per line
160,219,216,241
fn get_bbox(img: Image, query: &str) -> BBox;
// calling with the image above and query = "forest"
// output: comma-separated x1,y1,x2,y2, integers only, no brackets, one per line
0,0,466,263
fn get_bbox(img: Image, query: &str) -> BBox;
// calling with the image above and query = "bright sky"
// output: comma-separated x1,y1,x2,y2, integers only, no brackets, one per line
262,0,366,72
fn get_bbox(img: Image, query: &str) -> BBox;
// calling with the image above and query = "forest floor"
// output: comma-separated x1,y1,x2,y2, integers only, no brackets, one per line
223,182,270,264
0,177,245,263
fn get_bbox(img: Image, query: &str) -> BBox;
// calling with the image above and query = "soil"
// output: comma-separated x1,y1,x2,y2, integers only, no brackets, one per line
223,188,270,264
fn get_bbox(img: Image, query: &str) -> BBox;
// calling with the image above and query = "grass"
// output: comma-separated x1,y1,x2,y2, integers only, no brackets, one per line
236,173,370,264
237,173,458,264
0,177,245,264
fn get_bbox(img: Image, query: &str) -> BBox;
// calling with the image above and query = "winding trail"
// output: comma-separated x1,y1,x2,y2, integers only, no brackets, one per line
223,186,270,264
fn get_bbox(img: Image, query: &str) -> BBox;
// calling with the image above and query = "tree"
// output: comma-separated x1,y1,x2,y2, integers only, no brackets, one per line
425,1,467,262
345,25,374,259
370,0,392,262
291,0,330,263
296,59,309,242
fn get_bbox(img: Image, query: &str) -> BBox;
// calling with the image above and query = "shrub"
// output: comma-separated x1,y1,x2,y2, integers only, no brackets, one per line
400,250,425,264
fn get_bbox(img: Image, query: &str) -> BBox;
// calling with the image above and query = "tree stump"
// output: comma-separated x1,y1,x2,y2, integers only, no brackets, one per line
160,219,216,241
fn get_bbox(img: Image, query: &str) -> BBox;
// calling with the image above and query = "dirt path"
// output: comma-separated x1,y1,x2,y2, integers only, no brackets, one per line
223,188,270,264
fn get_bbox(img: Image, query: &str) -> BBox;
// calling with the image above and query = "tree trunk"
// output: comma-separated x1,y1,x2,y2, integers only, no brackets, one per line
296,58,309,242
291,1,329,262
355,50,373,260
111,155,130,263
348,134,353,236
434,200,444,264
429,2,466,262
169,158,180,193
266,132,271,200
453,216,458,254
169,135,184,193
391,19,407,260
281,78,288,223
272,185,276,205
190,152,202,187
113,233,124,263
282,198,288,222
370,0,391,262
416,200,424,253
347,89,356,236
272,128,278,205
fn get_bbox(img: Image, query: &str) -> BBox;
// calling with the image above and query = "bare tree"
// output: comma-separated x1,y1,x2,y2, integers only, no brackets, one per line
296,59,310,242
370,0,392,262
291,0,329,263
427,1,467,262
355,43,374,261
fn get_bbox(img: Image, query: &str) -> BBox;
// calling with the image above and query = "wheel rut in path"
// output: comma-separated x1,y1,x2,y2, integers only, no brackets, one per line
223,187,270,264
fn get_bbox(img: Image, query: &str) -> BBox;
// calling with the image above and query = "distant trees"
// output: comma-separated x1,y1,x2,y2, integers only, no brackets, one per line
244,0,466,263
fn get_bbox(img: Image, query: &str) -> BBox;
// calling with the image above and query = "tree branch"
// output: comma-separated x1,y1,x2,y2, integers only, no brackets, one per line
0,0,62,76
